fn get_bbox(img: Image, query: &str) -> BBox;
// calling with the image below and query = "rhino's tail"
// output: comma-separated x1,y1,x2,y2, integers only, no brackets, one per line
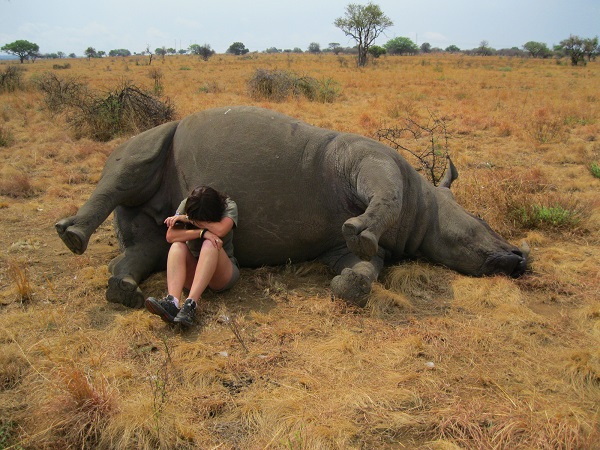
55,120,180,254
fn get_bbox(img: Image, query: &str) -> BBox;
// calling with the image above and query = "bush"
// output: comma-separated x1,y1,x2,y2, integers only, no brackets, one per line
515,203,583,230
70,82,176,141
35,73,176,141
0,65,25,93
34,72,89,114
456,168,588,236
247,69,339,103
52,63,71,70
590,162,600,178
375,111,450,186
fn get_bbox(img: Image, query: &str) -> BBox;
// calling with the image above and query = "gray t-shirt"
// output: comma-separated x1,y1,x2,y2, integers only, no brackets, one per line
175,197,238,262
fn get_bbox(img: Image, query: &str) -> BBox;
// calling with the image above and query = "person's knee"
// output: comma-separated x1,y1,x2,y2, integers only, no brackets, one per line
168,242,189,258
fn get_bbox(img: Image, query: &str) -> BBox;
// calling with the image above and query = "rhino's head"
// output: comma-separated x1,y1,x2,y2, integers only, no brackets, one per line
418,159,528,278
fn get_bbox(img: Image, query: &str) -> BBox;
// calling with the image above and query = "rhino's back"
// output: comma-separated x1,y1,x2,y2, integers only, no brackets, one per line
170,106,350,266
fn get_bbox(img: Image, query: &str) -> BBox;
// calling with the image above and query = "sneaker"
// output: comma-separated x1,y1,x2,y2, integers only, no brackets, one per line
145,295,180,323
174,298,196,327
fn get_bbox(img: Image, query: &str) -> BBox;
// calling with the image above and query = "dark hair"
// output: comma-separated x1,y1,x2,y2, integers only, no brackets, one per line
184,186,227,223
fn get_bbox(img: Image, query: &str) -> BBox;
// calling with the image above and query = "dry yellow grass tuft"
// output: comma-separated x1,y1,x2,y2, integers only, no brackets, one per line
0,53,598,448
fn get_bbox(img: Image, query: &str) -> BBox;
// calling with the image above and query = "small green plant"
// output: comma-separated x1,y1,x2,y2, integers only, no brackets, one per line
516,204,582,230
589,161,600,178
0,419,23,450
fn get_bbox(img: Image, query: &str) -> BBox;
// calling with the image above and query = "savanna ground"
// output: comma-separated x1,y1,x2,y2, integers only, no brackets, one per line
0,52,599,449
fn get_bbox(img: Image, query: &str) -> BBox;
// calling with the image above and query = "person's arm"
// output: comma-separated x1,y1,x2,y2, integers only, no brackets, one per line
165,221,205,244
193,216,234,238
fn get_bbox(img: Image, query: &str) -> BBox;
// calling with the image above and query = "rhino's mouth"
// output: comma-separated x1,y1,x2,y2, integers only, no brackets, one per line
481,250,527,278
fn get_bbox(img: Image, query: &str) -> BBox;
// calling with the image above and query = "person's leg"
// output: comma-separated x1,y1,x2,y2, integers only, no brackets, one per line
167,242,197,302
146,242,197,323
187,241,233,301
175,242,235,326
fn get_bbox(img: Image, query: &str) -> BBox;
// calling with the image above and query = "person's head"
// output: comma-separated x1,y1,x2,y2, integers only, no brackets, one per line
184,186,227,223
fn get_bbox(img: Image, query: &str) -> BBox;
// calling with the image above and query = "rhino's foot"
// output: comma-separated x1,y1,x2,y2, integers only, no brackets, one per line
342,218,378,261
331,268,372,307
107,275,144,308
55,217,88,255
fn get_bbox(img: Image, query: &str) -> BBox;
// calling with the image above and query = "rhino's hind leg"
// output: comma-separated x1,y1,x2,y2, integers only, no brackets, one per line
322,247,385,307
106,206,170,308
107,273,145,308
331,268,372,307
55,217,89,255
342,217,379,261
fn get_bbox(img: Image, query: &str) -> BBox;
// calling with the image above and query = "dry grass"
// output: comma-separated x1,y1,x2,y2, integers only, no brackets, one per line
0,53,599,449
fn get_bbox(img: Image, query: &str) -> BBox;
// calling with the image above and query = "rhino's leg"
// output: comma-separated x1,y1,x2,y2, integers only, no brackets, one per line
106,206,170,308
56,190,125,255
342,155,403,261
55,120,179,255
322,246,385,307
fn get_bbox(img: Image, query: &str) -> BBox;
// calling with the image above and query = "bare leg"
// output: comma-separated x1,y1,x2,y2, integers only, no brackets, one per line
166,240,234,302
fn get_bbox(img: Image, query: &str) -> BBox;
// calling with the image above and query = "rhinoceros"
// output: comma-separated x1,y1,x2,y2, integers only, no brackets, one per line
55,105,528,308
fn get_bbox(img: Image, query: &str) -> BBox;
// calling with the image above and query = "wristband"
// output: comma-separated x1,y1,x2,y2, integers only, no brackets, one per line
199,228,206,239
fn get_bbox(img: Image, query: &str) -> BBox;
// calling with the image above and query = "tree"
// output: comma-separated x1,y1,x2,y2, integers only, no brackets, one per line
227,42,249,55
445,44,460,53
334,2,393,67
155,47,167,59
559,35,585,65
109,49,131,57
583,36,599,61
420,42,432,53
477,40,494,56
384,37,418,55
84,47,98,59
523,41,551,58
307,42,321,53
189,44,214,61
1,40,40,63
328,42,342,54
368,45,386,58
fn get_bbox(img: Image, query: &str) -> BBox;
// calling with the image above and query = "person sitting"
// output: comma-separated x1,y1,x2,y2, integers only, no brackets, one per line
145,185,239,326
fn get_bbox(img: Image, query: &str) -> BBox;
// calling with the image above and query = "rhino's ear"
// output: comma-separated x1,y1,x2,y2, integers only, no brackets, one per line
439,156,459,189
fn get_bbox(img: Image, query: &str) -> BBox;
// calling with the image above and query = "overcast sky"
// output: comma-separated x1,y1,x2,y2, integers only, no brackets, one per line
1,0,598,56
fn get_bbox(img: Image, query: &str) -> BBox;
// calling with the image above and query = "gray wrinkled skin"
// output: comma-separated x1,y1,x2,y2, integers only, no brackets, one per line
56,106,527,308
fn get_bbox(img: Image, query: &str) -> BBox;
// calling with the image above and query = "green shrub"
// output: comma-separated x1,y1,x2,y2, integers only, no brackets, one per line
590,161,600,178
515,203,582,230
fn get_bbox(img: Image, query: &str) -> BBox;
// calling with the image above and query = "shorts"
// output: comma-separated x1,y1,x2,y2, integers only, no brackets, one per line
213,258,240,293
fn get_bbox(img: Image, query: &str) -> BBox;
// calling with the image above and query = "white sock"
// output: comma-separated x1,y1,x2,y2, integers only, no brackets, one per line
172,297,180,308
